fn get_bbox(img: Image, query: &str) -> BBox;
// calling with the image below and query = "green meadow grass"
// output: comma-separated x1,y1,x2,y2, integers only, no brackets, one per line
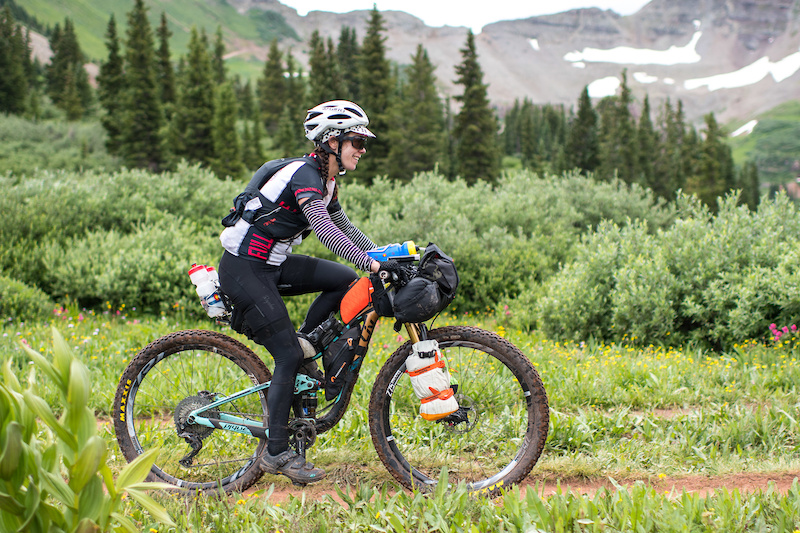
5,308,800,531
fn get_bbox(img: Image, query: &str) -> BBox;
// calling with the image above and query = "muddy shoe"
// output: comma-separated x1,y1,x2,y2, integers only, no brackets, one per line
298,358,324,382
260,450,326,485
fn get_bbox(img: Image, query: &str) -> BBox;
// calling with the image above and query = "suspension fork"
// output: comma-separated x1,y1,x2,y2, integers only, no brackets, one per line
405,323,426,343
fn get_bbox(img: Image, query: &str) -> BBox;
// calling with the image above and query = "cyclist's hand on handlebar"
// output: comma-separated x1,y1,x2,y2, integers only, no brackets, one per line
378,260,408,283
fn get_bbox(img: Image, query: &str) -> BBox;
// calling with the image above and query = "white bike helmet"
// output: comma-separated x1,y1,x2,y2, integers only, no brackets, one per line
303,100,375,143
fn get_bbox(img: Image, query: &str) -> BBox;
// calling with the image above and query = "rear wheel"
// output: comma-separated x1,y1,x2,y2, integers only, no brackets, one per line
113,330,271,492
368,326,549,497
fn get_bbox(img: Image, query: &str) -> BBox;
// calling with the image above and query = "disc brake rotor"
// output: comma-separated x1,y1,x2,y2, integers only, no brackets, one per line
439,393,479,434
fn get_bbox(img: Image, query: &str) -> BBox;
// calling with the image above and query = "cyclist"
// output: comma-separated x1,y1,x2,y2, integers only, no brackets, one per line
217,100,401,484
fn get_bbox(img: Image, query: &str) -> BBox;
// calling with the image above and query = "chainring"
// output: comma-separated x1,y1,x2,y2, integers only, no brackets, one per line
289,418,317,452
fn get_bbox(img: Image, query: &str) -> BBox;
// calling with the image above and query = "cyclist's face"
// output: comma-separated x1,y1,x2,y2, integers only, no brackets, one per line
330,135,367,172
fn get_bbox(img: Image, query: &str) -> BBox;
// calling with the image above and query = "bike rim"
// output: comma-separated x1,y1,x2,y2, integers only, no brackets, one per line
381,339,533,493
122,345,268,490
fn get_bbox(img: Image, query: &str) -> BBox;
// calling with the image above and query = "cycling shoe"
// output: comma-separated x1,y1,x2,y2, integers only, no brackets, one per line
260,450,326,485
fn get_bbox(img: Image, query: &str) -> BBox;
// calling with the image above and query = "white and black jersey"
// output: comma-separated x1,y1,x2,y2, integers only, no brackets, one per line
220,154,376,271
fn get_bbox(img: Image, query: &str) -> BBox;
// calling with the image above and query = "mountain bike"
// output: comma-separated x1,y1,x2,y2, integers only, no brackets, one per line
112,246,549,496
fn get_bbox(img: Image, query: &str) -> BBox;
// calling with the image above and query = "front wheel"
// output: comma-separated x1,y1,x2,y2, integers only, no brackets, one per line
368,326,549,497
113,330,272,492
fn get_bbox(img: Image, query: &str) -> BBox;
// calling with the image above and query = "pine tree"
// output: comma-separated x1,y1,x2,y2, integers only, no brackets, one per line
597,71,639,183
651,99,685,200
251,110,266,163
284,49,306,113
156,12,176,110
283,50,307,150
120,0,166,171
97,14,125,154
520,100,539,169
211,82,245,178
737,161,760,210
59,68,83,120
307,30,329,105
277,105,302,157
685,113,734,211
239,80,262,169
565,86,599,175
20,24,33,85
356,7,393,181
452,30,499,184
0,6,28,114
212,25,226,85
442,96,457,179
169,26,216,167
386,44,445,182
46,18,91,119
637,95,656,190
326,37,347,98
337,26,360,100
502,100,521,156
257,38,286,133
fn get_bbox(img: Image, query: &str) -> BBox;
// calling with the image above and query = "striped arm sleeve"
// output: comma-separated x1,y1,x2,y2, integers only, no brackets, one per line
302,199,374,272
329,208,377,251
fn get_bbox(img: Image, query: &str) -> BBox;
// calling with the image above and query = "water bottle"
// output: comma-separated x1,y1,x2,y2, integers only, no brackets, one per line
366,240,417,260
188,264,227,318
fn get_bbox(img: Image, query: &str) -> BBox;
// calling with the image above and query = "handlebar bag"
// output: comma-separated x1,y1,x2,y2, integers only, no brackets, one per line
392,276,441,323
417,243,459,305
392,243,459,323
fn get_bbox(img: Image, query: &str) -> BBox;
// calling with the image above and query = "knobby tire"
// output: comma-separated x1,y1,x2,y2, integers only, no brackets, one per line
113,329,271,493
368,326,549,497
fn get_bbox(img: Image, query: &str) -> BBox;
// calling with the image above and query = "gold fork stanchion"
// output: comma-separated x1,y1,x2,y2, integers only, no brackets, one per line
405,323,421,344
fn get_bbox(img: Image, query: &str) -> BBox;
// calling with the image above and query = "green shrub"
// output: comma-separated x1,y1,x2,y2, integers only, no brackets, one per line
2,165,675,318
36,215,221,314
0,162,239,249
0,114,118,176
529,192,800,348
0,328,174,532
1,163,241,292
0,274,54,322
343,169,674,313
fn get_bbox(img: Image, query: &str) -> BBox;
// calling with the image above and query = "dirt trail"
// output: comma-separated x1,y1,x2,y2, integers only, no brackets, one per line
523,472,800,499
241,472,800,503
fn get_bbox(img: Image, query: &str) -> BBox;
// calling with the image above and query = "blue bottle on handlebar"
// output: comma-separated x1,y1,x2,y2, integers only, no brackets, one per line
366,240,418,260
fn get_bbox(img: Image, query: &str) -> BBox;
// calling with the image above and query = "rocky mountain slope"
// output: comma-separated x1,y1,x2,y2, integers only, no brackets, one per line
230,0,800,124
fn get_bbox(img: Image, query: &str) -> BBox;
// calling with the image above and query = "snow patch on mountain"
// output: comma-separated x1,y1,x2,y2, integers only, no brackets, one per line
685,49,800,91
588,76,621,98
563,31,702,66
732,120,758,137
633,72,658,84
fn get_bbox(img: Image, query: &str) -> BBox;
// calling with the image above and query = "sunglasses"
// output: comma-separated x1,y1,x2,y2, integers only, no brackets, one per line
339,136,368,150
